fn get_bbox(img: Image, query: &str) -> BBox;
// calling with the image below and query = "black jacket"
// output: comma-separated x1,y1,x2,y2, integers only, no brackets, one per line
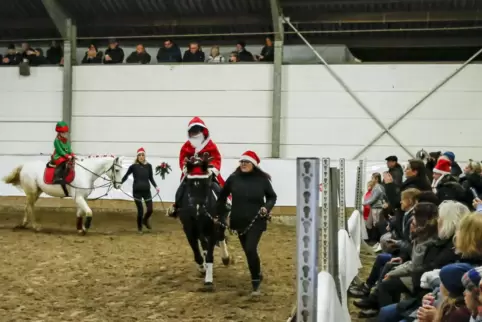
126,52,151,64
435,175,467,205
182,50,205,62
460,173,482,208
156,45,182,62
103,46,125,64
2,53,22,65
237,49,254,62
82,51,103,64
121,162,157,192
385,175,432,210
217,170,277,231
389,164,404,186
259,45,274,62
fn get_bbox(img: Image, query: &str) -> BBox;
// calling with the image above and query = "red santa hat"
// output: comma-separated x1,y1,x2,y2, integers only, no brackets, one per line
137,147,146,155
187,117,206,130
187,166,210,179
187,117,209,138
433,158,451,175
240,150,260,167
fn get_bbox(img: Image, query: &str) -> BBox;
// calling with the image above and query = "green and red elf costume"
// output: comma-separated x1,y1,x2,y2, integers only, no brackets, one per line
52,121,75,166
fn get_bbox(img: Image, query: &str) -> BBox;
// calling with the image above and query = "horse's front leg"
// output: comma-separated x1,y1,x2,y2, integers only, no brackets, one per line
76,208,84,235
203,234,217,291
75,196,92,235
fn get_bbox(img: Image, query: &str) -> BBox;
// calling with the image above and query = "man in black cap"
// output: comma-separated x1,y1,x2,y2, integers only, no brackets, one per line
385,155,403,186
103,38,125,64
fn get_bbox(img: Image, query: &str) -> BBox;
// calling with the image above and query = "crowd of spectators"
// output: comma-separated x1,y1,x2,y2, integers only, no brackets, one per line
351,151,482,322
1,37,275,66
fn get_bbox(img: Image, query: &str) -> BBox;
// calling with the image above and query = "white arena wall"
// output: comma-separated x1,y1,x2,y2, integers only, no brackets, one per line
0,64,480,206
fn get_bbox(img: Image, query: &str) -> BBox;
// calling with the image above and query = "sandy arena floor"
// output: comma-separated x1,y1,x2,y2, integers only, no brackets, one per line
0,209,297,322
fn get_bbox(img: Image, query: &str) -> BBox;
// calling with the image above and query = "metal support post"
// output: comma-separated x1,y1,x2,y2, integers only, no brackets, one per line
320,158,330,271
329,167,341,303
338,158,347,232
62,19,74,137
282,17,413,159
269,0,284,158
296,158,321,322
352,47,482,160
42,0,75,138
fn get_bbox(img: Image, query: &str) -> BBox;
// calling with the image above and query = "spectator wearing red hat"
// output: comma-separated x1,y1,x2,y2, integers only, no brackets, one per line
216,150,277,296
121,147,159,233
432,158,466,205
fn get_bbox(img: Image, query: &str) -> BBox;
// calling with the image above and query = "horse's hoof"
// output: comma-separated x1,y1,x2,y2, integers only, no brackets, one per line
222,257,230,266
202,282,215,292
251,290,261,297
78,229,87,236
33,226,42,232
14,224,27,230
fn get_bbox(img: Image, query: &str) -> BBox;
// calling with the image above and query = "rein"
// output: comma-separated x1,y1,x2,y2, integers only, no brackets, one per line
201,207,270,236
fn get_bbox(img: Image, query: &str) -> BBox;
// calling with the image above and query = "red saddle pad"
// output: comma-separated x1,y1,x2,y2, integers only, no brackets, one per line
43,167,75,185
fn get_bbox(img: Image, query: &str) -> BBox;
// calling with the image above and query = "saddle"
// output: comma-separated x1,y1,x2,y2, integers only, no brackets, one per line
44,160,76,197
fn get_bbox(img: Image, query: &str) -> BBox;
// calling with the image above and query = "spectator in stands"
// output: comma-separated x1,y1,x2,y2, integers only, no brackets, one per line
441,151,463,178
182,42,205,62
432,158,466,205
126,44,151,64
21,42,37,64
462,267,482,321
364,172,385,244
235,41,254,62
206,46,225,63
229,51,239,63
2,44,22,65
363,180,374,221
46,40,63,65
356,201,461,318
415,263,472,322
385,155,404,186
103,38,124,64
426,151,442,183
81,43,103,64
257,36,275,62
379,203,480,321
460,160,482,209
30,48,49,66
156,39,182,63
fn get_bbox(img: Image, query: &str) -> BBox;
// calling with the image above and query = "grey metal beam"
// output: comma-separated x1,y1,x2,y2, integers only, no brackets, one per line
41,0,71,39
3,10,479,31
352,47,482,159
269,0,284,158
62,19,74,137
283,17,414,158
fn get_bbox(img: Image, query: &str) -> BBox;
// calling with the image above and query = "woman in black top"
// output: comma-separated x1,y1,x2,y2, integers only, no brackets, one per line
217,150,277,295
121,147,159,233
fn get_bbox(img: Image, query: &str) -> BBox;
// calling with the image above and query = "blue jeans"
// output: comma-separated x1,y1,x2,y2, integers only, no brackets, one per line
378,303,407,322
367,253,392,287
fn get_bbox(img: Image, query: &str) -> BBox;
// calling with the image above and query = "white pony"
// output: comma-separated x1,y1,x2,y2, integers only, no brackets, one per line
2,155,124,234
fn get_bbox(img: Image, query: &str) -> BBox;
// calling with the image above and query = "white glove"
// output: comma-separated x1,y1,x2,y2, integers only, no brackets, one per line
182,166,188,174
420,269,441,289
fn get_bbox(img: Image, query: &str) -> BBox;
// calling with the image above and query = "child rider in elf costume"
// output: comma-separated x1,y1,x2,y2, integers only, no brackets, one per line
52,121,75,186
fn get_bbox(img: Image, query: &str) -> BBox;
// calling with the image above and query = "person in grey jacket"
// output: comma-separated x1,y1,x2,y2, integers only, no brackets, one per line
363,173,386,242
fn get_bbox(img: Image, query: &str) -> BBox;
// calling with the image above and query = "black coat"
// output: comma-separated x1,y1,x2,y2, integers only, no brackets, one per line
121,163,157,192
182,50,205,62
126,52,151,64
82,52,103,64
103,46,125,64
435,175,467,205
217,170,277,232
385,175,432,210
460,173,482,208
156,45,182,62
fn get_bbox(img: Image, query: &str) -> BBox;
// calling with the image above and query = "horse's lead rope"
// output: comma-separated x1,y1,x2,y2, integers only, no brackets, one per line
202,209,271,236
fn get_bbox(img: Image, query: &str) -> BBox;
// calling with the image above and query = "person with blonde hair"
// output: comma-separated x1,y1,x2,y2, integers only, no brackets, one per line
456,214,482,263
206,45,225,63
121,147,160,233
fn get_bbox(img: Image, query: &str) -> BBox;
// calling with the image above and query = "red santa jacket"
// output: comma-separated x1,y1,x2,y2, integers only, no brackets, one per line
179,117,225,186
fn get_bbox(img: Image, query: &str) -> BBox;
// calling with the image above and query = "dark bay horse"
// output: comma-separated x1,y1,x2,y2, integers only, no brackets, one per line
179,153,230,290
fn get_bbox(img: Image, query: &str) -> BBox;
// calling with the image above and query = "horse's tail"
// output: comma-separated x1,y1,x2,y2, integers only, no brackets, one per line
3,165,23,187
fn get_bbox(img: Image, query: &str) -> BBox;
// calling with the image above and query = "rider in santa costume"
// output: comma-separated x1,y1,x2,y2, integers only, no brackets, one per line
168,117,225,216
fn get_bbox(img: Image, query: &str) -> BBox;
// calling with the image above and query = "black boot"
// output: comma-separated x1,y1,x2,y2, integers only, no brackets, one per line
53,164,65,184
142,216,152,230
